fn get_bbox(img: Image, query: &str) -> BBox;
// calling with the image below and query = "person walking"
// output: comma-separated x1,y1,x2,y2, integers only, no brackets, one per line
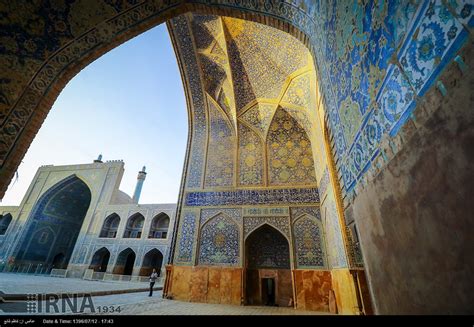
149,268,159,297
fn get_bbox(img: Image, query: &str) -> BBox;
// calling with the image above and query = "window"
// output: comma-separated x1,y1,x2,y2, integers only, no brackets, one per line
38,231,49,244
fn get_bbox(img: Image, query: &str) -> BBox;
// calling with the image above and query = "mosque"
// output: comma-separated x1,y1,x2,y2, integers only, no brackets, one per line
0,156,176,281
0,1,472,315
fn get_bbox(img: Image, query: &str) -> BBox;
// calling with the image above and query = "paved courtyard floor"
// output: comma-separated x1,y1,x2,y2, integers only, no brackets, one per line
0,274,328,315
0,273,154,295
1,291,328,315
72,291,328,315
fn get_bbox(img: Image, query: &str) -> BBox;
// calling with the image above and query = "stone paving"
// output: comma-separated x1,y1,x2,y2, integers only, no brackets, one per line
65,291,328,315
0,274,328,315
0,273,155,295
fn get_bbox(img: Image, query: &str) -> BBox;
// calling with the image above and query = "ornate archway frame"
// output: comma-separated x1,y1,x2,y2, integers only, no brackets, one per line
0,1,317,198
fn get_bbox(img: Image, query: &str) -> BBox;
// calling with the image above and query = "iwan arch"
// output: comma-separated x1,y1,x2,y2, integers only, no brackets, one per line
0,160,177,280
0,1,472,315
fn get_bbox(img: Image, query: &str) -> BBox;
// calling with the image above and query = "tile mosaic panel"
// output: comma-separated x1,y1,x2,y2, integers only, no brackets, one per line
322,193,348,269
200,208,241,226
243,216,290,241
175,210,197,265
184,188,320,207
246,224,290,269
290,206,321,222
238,122,264,186
171,15,207,189
204,99,235,188
267,108,317,186
293,216,325,268
239,103,277,138
198,213,240,266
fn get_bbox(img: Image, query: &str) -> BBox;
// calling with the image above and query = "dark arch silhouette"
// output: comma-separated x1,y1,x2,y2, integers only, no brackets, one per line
246,224,290,270
140,249,164,277
99,213,120,238
123,213,145,238
149,213,170,239
12,175,91,270
89,247,111,273
51,253,66,270
113,248,136,276
245,224,292,307
0,213,13,235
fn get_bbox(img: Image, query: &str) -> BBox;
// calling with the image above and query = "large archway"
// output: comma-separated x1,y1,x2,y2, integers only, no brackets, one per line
245,224,292,307
89,247,111,273
113,248,136,276
12,175,91,271
0,2,313,198
139,249,164,277
1,1,472,315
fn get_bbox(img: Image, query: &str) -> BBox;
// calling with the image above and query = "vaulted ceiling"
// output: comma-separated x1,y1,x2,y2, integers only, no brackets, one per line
169,14,321,189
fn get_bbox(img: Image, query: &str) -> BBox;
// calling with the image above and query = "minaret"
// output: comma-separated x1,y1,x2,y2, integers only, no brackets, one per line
132,166,147,203
94,154,103,163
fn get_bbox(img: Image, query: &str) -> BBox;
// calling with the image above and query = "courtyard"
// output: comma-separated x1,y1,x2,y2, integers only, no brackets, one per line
0,273,325,315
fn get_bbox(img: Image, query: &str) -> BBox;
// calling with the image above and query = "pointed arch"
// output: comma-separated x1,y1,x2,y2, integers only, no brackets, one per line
149,213,170,239
245,223,290,269
13,174,91,268
99,213,120,238
292,214,326,268
244,218,290,243
113,248,136,275
140,248,164,277
123,213,145,238
89,247,111,272
198,212,240,266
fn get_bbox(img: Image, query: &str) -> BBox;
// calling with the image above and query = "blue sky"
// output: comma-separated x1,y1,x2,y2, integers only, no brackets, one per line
1,23,188,205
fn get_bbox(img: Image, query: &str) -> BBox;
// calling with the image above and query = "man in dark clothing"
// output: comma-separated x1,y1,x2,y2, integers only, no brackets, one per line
149,268,159,297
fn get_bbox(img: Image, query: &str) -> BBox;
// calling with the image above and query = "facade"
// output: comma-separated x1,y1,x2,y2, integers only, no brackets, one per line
0,158,176,280
0,1,472,315
163,14,370,314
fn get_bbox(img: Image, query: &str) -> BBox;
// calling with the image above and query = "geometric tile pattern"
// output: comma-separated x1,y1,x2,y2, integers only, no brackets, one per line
239,103,277,138
223,16,309,113
293,216,325,268
200,208,241,226
290,206,321,222
175,211,197,265
238,122,264,186
267,108,317,186
243,216,290,241
198,213,240,266
1,0,472,203
204,99,234,188
282,73,312,108
313,0,472,193
172,15,208,189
